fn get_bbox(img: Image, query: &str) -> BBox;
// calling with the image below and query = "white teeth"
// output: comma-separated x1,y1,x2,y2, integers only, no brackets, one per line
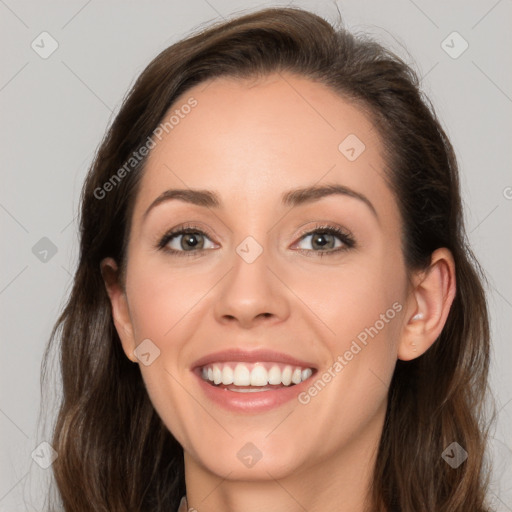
268,365,281,385
291,368,302,384
222,365,234,385
250,365,268,386
233,364,251,386
302,368,313,381
212,364,222,385
200,362,314,387
281,366,292,386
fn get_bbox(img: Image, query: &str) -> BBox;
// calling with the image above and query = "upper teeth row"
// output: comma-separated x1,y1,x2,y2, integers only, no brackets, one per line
201,363,313,386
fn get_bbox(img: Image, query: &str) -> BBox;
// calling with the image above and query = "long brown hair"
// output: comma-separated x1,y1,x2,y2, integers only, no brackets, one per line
41,6,493,511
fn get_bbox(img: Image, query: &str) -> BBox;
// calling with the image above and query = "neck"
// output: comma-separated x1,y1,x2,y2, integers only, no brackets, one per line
183,403,385,512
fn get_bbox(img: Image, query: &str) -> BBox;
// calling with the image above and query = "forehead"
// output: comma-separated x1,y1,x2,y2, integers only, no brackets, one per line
132,72,393,221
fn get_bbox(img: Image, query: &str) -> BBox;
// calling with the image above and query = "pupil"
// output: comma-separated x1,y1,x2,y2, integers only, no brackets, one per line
184,233,200,249
313,233,333,249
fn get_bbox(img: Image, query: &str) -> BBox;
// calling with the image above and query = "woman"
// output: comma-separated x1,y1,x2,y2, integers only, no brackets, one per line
42,6,493,511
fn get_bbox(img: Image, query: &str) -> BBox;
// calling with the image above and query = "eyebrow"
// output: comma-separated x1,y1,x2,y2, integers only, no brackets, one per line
142,183,378,221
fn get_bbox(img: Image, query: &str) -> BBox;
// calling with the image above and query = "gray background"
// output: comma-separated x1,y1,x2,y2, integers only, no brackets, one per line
1,0,511,510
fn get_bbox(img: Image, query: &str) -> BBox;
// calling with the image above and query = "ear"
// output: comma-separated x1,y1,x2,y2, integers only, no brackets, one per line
398,248,456,361
100,257,137,363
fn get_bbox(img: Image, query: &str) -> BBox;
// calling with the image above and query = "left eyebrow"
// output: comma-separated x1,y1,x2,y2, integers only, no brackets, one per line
142,183,378,222
281,183,378,219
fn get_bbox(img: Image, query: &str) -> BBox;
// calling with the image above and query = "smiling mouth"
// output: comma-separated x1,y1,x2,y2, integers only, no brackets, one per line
198,361,316,392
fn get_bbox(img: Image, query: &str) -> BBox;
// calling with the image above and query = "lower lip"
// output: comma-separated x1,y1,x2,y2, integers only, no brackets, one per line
193,369,315,413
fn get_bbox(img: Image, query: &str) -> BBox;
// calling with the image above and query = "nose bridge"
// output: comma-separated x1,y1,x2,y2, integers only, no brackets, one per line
213,228,290,325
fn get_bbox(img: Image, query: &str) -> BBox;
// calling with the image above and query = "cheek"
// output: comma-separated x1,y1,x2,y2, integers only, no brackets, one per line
294,251,405,351
298,249,405,409
122,256,214,446
125,255,215,341
294,268,403,457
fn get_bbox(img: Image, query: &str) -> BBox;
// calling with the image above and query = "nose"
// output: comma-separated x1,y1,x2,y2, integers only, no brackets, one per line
213,241,291,329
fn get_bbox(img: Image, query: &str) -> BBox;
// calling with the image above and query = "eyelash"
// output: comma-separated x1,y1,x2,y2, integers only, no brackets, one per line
156,222,356,258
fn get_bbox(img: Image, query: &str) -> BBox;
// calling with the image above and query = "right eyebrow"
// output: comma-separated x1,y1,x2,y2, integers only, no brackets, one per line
143,189,221,222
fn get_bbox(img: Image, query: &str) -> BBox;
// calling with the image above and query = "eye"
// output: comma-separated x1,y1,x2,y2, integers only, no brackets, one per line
157,224,217,257
293,224,355,257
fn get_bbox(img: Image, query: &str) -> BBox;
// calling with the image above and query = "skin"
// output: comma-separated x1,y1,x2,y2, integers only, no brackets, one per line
101,72,456,512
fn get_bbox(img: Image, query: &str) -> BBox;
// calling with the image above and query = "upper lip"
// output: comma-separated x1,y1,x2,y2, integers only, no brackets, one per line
191,348,317,370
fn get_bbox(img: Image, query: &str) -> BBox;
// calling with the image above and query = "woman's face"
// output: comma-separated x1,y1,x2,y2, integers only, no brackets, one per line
110,72,413,481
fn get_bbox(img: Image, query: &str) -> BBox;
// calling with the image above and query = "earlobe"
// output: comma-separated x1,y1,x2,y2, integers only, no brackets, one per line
100,257,137,363
398,248,456,362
